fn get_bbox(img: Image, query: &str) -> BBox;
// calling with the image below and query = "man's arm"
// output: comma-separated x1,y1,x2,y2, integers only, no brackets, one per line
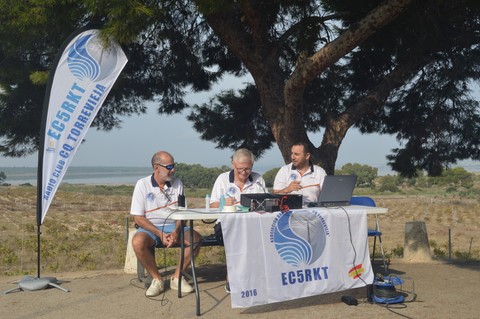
133,215,175,247
273,166,302,194
273,181,302,194
209,173,225,208
169,220,184,244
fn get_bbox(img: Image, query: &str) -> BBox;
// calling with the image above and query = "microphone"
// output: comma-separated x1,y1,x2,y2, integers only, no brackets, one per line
160,187,172,203
256,182,268,194
178,194,185,207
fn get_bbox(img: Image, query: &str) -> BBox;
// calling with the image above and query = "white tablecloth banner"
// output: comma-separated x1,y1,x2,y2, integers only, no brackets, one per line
220,208,373,308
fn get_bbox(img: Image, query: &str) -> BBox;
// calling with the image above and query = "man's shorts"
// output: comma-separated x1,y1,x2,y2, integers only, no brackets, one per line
136,224,190,248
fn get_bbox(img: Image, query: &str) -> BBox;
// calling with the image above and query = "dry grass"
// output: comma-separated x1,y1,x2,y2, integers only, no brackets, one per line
1,184,479,276
373,195,479,259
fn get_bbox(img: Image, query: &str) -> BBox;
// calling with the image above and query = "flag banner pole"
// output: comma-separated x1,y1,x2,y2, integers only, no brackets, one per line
39,27,128,225
18,26,127,292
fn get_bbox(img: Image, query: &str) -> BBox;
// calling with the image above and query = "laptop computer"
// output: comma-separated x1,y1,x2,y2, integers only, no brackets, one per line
308,174,357,207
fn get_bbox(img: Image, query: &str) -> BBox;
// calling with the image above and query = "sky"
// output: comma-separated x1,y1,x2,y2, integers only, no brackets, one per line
0,74,403,172
0,113,400,175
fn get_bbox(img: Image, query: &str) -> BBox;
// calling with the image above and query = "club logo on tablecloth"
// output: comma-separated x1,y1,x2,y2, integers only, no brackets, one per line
270,210,329,267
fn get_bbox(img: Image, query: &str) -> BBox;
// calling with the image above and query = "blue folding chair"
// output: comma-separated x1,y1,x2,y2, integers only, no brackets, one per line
350,196,388,273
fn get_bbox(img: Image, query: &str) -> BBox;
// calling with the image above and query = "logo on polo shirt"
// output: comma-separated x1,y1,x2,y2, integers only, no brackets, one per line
270,211,329,267
146,192,155,202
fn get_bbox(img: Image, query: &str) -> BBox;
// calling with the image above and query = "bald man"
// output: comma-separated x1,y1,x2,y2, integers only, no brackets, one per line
130,151,202,297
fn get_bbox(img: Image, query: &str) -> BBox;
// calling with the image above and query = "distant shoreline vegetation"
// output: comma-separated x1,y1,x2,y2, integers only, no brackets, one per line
0,162,479,187
0,166,153,186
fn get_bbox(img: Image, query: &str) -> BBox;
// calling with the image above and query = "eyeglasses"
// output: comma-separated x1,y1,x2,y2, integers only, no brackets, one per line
234,165,252,173
155,163,175,170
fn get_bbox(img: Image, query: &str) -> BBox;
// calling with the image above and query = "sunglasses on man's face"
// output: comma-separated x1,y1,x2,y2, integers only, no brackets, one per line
155,163,175,170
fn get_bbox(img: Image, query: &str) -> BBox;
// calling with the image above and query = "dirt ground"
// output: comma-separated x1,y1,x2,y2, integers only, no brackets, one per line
1,260,479,319
1,186,480,318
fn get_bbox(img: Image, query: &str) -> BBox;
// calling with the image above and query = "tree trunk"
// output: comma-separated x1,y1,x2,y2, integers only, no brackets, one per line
200,0,413,173
281,0,413,173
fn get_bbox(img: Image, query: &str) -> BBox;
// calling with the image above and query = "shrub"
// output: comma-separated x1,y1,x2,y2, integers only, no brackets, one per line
262,167,280,188
336,163,378,187
0,244,18,266
391,246,404,258
446,186,457,193
433,247,446,258
378,178,400,193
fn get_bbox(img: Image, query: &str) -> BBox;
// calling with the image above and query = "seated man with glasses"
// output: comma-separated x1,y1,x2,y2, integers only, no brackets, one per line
208,148,266,293
209,148,267,208
130,150,202,297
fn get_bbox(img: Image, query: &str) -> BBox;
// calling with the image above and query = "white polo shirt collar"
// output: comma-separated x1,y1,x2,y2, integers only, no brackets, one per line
150,174,171,189
228,170,254,183
291,161,315,173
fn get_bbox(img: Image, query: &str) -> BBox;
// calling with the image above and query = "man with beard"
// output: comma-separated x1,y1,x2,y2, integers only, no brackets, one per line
130,151,202,297
273,142,327,205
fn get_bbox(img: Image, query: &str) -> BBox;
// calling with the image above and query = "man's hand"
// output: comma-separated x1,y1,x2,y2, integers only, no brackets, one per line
170,230,180,246
273,180,303,195
225,197,235,206
161,232,175,247
289,180,302,192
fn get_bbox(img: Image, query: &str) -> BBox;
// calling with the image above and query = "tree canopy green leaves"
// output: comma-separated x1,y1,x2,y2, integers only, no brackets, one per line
336,163,378,187
1,0,479,177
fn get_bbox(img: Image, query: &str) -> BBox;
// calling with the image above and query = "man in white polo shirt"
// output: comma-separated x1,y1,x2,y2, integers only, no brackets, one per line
209,148,266,208
273,142,327,204
130,150,202,297
208,148,266,293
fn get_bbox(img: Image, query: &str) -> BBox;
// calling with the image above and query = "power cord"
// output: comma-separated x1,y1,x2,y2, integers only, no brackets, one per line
159,206,203,296
129,276,171,305
138,188,177,305
338,206,369,287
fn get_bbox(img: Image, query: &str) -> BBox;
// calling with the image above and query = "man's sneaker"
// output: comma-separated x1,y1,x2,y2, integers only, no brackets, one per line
145,279,164,297
225,281,231,294
170,276,194,293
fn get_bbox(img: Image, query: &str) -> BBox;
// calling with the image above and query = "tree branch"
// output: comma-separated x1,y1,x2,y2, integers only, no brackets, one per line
285,0,413,95
276,13,347,48
198,2,269,73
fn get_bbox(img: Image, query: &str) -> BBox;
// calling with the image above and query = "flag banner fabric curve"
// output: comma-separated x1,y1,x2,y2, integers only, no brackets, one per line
40,29,127,224
220,208,373,308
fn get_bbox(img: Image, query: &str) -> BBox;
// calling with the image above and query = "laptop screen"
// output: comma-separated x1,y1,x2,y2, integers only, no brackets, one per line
315,175,357,207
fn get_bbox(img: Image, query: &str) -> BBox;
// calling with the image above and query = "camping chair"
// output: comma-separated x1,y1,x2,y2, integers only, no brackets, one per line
350,196,388,273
